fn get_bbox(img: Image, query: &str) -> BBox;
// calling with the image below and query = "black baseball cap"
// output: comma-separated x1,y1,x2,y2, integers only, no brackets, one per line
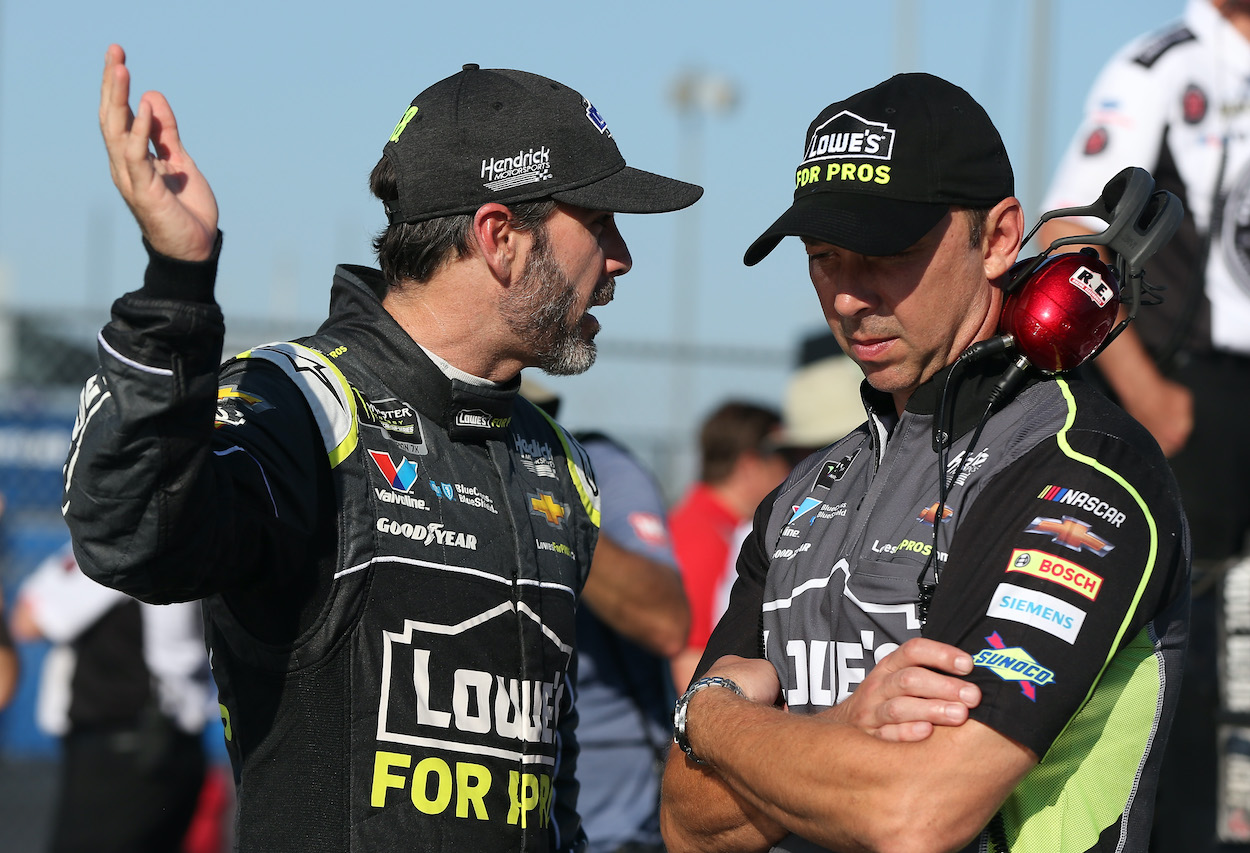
744,73,1014,264
383,64,703,224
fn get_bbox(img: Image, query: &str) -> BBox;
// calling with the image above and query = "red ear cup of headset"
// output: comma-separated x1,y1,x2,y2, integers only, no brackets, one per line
999,248,1120,373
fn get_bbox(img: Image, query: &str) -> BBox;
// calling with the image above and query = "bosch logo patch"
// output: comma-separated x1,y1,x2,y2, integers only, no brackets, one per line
1006,549,1103,601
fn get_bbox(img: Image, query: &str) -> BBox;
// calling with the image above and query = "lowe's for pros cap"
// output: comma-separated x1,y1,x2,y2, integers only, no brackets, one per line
383,64,703,224
744,73,1014,264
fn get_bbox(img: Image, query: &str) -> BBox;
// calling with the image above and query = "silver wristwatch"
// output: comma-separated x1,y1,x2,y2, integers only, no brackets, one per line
672,675,744,765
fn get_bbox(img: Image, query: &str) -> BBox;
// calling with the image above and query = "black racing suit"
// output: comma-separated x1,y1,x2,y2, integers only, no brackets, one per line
703,359,1190,852
62,237,599,852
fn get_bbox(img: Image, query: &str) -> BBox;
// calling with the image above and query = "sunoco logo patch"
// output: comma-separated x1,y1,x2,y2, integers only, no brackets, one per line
974,631,1054,701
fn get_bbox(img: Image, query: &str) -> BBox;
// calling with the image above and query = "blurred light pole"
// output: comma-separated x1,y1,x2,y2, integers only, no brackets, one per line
668,70,737,471
1026,0,1054,221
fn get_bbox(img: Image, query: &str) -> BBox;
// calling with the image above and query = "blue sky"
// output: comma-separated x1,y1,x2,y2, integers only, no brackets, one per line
0,0,1186,484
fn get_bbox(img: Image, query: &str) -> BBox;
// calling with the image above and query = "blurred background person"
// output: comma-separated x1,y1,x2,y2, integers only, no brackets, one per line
1039,2,1250,848
522,377,689,853
772,332,869,468
668,337,865,692
668,401,788,691
0,588,17,712
712,335,869,623
0,495,18,712
11,542,215,853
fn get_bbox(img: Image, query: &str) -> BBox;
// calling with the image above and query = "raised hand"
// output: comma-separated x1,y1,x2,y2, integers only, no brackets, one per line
98,44,218,262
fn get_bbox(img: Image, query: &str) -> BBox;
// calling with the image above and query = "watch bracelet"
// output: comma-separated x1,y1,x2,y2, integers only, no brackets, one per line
672,675,745,765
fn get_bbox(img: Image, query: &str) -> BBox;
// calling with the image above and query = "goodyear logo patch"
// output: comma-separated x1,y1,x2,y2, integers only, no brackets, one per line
973,631,1054,701
1006,549,1103,601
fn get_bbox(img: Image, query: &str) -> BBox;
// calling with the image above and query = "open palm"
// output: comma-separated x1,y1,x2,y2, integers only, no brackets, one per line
98,44,218,262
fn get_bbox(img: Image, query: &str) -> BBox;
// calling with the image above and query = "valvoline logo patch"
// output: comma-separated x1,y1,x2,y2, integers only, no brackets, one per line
370,450,419,493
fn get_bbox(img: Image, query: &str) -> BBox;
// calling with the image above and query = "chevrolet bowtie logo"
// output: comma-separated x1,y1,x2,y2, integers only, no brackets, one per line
1024,515,1114,556
529,491,567,527
918,502,953,526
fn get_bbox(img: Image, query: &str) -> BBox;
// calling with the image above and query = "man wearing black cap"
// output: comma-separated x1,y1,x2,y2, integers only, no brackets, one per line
64,45,701,852
661,73,1189,853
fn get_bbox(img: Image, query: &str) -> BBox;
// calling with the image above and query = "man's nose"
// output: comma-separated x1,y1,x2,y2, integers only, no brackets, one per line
605,220,632,277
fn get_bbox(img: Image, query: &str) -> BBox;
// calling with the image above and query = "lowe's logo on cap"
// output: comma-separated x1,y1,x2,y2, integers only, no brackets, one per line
804,111,896,163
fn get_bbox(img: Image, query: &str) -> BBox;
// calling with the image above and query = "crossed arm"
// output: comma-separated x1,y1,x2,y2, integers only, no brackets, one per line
581,534,690,658
660,645,1037,853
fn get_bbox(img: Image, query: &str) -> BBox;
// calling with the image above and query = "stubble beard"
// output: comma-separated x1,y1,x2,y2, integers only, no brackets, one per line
502,227,613,377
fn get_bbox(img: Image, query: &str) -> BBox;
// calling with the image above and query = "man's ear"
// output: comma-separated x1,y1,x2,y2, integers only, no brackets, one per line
983,197,1025,283
472,203,526,283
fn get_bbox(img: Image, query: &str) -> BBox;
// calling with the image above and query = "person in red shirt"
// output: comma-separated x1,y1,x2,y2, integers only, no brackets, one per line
669,402,789,691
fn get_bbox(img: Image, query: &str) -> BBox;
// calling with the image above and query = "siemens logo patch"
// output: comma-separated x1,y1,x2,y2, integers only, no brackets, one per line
988,582,1087,644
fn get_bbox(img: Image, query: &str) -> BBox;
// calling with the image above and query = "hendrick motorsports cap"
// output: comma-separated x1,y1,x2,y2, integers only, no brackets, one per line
744,73,1014,264
383,64,704,224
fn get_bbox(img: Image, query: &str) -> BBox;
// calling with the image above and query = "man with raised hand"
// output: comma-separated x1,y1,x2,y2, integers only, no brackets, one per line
66,45,702,852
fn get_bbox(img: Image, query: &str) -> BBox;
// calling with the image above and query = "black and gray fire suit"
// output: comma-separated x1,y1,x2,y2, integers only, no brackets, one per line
62,237,599,852
702,358,1190,852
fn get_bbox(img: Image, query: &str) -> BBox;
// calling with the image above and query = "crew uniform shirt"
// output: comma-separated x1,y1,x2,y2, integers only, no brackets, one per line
61,238,600,853
1042,0,1250,358
702,360,1190,853
19,542,213,738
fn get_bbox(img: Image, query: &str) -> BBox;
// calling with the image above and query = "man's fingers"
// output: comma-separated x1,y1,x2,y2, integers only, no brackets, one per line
893,665,980,708
121,98,158,199
879,696,971,728
99,46,133,139
881,637,974,677
873,721,934,744
143,91,185,163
